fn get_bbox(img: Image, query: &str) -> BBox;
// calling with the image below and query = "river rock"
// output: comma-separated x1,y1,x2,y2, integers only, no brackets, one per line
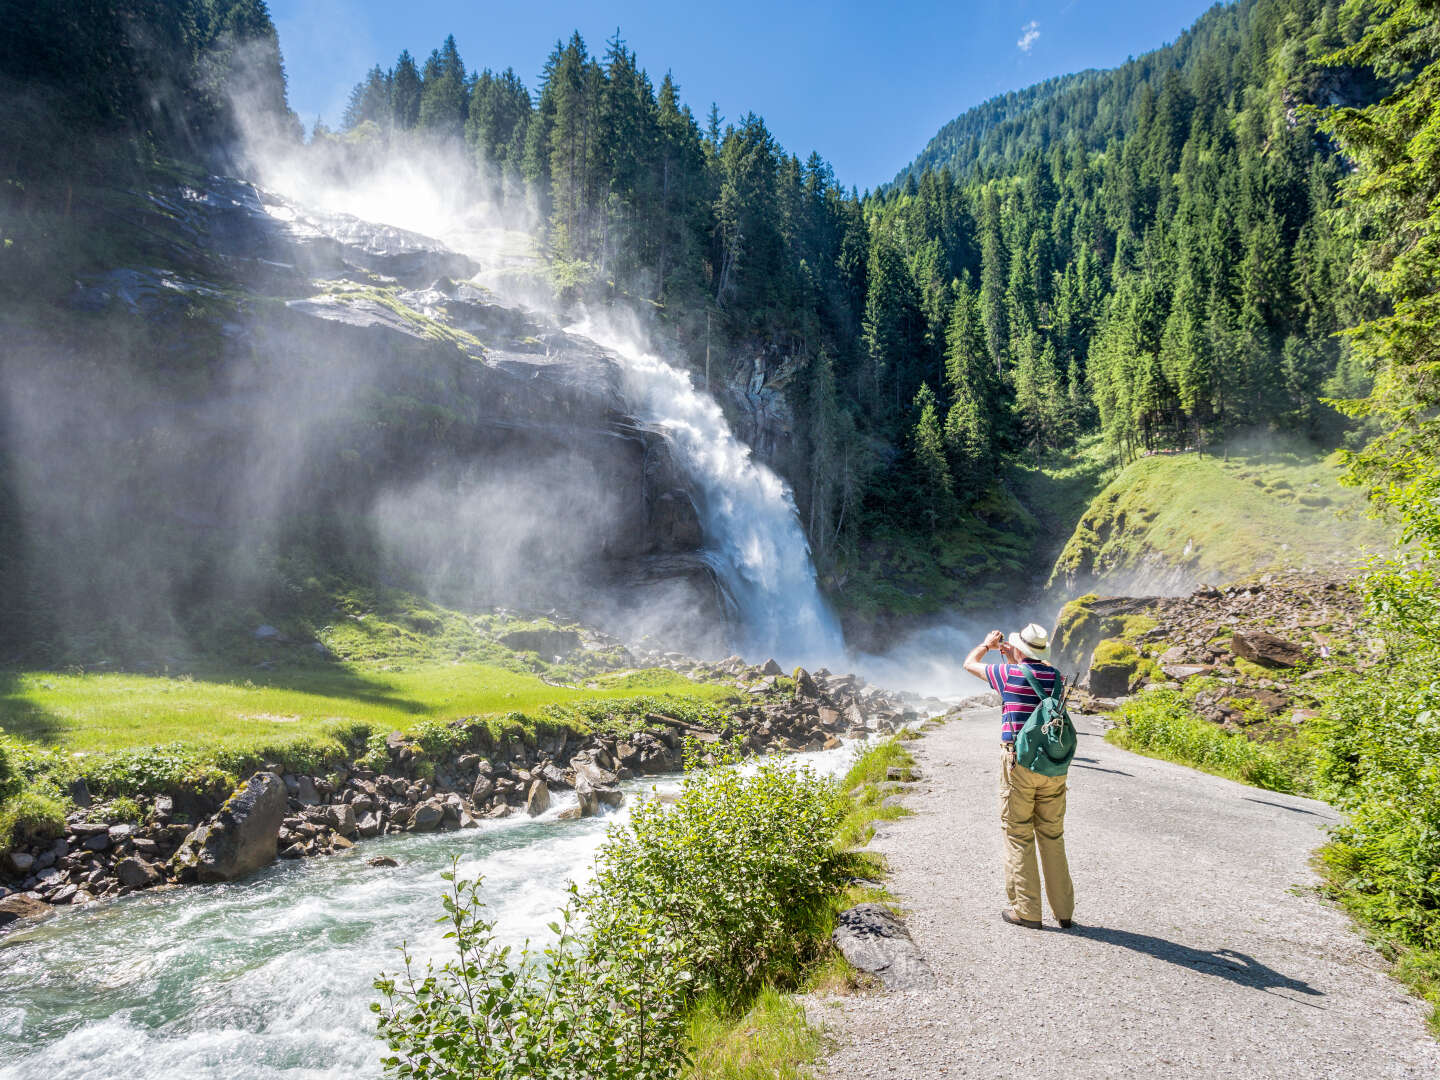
356,812,382,838
326,804,358,838
409,803,443,832
1230,630,1305,668
574,775,599,817
115,856,163,889
6,851,35,875
367,855,398,868
572,755,618,787
0,894,52,929
471,774,496,803
831,903,933,990
171,771,288,883
525,779,550,817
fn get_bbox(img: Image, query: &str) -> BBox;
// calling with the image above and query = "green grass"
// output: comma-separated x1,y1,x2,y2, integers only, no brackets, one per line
684,987,820,1080
1105,688,1316,795
1049,445,1388,591
0,663,732,756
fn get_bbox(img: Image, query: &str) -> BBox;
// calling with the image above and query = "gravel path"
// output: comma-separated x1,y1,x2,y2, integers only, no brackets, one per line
811,708,1440,1078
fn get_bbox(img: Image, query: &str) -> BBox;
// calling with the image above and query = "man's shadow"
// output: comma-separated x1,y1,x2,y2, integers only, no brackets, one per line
1068,924,1323,1001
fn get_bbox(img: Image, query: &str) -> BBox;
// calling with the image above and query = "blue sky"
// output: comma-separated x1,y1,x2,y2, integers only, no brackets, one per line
270,0,1221,190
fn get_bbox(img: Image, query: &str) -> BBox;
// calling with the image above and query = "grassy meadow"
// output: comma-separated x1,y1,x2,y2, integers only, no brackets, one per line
0,663,733,758
1049,445,1388,592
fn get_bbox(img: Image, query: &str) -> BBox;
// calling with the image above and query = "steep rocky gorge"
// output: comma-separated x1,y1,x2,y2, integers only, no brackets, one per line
0,177,732,661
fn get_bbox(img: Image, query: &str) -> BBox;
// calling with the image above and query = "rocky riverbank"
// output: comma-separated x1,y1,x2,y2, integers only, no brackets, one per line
0,659,912,929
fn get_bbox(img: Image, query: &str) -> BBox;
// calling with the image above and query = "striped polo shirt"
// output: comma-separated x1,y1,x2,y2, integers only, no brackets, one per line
985,661,1062,743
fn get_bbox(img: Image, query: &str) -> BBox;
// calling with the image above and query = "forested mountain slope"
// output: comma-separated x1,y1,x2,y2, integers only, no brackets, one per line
323,0,1393,631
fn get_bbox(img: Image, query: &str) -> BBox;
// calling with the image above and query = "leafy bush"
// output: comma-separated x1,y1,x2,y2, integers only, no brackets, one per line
84,744,235,798
373,869,689,1080
587,746,847,1001
0,730,20,804
1108,689,1314,794
375,743,853,1078
1318,650,1440,951
108,796,145,822
0,789,68,851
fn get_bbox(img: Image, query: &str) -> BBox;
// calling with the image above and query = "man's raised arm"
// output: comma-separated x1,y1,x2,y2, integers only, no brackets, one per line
962,629,1006,680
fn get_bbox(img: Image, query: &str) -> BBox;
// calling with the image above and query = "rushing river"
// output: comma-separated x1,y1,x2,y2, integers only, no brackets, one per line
0,744,859,1079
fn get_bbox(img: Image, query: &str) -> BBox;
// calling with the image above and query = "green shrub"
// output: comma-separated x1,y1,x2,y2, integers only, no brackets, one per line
0,789,68,851
588,747,847,1000
374,744,853,1078
108,795,144,822
1317,651,1440,952
84,744,235,799
1108,689,1313,794
0,731,20,804
373,867,690,1080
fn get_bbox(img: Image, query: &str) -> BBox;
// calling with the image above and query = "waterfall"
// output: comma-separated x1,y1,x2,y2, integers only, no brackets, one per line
570,319,845,669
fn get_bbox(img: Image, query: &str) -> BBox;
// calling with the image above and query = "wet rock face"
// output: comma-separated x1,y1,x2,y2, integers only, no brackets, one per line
33,175,729,653
171,772,289,883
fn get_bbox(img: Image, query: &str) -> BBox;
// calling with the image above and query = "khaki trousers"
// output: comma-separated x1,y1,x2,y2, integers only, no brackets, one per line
999,749,1074,923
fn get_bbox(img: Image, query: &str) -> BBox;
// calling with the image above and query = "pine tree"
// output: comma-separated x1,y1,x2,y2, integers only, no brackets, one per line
909,383,958,528
418,35,468,139
391,50,422,129
942,287,997,487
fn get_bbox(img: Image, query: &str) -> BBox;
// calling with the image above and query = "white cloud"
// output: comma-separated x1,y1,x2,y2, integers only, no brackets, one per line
1017,20,1041,52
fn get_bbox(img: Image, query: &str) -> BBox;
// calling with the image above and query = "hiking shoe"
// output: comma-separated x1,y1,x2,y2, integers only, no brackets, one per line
1058,918,1073,929
1000,909,1041,930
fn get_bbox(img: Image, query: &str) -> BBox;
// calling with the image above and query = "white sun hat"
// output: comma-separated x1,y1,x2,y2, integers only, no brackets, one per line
1008,622,1050,662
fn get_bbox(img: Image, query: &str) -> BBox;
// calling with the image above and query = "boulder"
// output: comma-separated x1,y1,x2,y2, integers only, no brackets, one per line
294,776,320,806
0,893,53,929
1230,631,1305,668
409,803,443,832
471,775,496,804
1087,664,1133,699
759,658,784,676
792,667,820,699
6,852,35,875
572,755,618,787
525,779,551,817
326,804,358,838
574,775,600,817
831,904,932,990
593,785,624,810
367,855,399,868
498,628,581,657
171,772,288,883
115,857,163,889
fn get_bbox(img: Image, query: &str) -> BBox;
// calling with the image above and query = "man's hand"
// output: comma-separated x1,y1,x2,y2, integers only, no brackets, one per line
964,631,1003,680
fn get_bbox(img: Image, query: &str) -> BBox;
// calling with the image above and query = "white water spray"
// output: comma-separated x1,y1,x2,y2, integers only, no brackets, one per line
571,317,845,669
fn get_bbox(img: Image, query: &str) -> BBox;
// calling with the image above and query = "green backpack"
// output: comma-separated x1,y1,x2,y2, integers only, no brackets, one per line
1014,667,1077,776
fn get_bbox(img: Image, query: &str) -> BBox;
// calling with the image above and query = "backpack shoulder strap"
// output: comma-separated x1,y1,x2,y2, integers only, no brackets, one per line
1019,666,1060,702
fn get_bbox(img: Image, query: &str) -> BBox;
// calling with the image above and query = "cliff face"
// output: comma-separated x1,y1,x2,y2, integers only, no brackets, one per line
0,176,724,662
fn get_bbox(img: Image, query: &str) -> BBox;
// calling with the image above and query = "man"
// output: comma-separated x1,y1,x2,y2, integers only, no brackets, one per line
962,622,1075,930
